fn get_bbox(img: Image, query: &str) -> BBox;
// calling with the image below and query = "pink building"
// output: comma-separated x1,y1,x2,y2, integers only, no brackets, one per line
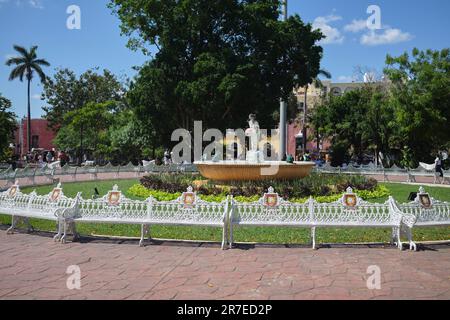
287,122,331,160
14,118,57,157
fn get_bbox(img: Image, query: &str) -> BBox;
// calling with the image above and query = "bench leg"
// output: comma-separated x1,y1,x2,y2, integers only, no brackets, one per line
391,227,398,245
221,225,227,250
396,226,403,251
25,218,34,233
54,220,64,242
311,227,317,250
70,222,80,242
6,216,33,234
229,223,234,249
407,228,417,251
139,224,150,247
6,216,18,234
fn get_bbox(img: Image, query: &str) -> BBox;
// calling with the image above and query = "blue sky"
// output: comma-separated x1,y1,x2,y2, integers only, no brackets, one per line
1,0,449,118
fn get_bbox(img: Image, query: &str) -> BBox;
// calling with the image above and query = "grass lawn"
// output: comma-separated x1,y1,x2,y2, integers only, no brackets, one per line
0,179,448,244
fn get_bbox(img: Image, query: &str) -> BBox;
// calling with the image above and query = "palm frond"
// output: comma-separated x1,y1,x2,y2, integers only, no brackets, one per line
33,59,50,67
318,69,332,79
29,46,38,60
8,65,27,81
7,45,50,84
13,45,30,59
5,57,26,66
31,63,47,82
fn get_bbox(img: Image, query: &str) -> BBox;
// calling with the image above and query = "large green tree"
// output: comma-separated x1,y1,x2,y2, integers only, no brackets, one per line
55,101,114,164
6,45,50,151
384,48,450,164
42,68,126,130
110,0,324,150
0,94,17,162
310,84,396,166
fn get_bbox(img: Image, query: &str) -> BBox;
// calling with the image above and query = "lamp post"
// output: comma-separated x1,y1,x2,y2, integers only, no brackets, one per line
279,0,288,160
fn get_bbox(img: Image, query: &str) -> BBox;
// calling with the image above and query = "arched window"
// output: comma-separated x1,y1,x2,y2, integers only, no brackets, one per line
331,87,342,96
263,143,273,160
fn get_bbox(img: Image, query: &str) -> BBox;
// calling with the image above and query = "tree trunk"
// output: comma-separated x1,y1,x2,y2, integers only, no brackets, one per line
316,128,320,152
303,86,308,151
27,79,32,152
79,125,83,166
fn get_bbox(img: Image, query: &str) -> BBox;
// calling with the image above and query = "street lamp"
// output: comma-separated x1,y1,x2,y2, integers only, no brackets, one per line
279,0,288,160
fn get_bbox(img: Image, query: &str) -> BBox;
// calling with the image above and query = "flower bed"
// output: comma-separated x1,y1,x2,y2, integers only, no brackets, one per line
132,173,390,203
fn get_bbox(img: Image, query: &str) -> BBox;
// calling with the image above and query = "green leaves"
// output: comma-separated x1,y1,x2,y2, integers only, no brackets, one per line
110,0,324,148
42,68,125,130
385,48,450,164
6,45,50,82
0,93,16,162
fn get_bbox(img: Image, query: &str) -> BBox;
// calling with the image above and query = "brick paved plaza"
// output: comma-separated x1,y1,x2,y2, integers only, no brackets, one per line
0,229,449,300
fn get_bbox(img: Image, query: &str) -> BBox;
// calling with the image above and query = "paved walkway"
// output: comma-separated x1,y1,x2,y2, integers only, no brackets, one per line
0,230,449,300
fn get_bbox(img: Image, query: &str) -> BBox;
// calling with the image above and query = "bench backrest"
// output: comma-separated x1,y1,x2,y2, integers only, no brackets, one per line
28,183,77,212
0,181,31,211
232,187,400,227
397,187,450,225
231,187,311,224
77,185,148,221
149,186,228,224
312,188,398,226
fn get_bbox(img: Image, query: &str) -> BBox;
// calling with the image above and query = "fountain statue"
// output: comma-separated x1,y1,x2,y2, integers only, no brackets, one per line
195,114,315,181
245,114,264,163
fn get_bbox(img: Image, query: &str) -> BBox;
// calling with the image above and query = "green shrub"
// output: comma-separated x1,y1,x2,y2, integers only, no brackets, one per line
139,173,380,200
128,183,390,203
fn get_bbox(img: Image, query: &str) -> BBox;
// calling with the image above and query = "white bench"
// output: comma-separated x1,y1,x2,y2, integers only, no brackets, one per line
141,187,229,249
229,187,314,248
396,187,450,249
230,187,416,250
60,186,229,249
0,182,79,235
312,189,416,250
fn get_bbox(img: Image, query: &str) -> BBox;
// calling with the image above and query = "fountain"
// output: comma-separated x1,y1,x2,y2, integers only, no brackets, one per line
195,115,315,181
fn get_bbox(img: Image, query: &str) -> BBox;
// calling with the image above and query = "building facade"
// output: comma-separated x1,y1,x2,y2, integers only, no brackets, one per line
286,80,369,159
14,118,56,157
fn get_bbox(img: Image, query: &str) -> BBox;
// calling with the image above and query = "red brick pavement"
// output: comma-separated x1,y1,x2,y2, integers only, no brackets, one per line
0,230,449,300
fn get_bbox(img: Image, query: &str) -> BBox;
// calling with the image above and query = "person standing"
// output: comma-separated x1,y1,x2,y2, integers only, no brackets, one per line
59,151,67,167
46,151,53,164
303,150,311,162
435,153,444,178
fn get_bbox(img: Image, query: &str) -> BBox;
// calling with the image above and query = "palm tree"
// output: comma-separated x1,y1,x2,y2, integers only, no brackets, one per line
302,69,332,152
6,45,50,152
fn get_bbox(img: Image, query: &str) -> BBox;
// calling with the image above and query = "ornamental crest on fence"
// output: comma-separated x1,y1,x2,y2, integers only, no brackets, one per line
49,183,63,203
8,180,20,198
107,185,122,206
341,187,360,209
181,186,196,208
263,187,280,208
416,187,433,209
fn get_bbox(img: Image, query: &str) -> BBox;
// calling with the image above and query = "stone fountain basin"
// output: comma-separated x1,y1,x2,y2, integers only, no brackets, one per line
195,161,315,181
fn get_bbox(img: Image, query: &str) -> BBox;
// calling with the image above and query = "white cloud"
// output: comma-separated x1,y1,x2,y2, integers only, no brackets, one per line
32,94,42,100
0,0,44,9
344,19,368,33
361,28,413,46
313,14,345,45
28,0,43,9
342,16,413,46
